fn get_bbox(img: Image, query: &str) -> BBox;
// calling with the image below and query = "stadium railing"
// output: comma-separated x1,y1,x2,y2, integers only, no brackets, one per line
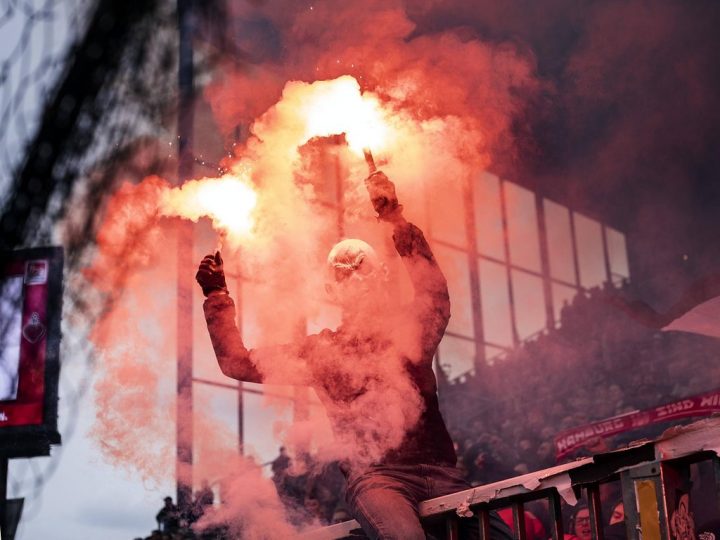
301,416,720,540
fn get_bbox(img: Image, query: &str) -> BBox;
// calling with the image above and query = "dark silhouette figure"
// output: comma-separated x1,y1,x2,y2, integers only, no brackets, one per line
155,496,180,533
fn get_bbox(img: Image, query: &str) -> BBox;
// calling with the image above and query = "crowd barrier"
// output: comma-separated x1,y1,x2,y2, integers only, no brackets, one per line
302,416,720,539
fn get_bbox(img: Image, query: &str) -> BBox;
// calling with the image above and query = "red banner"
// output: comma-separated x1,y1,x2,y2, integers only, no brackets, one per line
554,388,720,459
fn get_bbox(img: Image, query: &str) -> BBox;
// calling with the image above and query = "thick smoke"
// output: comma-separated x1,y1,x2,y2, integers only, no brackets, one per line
81,0,542,535
73,0,720,536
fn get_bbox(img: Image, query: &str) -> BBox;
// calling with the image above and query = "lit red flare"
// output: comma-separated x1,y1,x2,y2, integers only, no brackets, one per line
159,173,257,244
299,75,390,155
363,148,377,174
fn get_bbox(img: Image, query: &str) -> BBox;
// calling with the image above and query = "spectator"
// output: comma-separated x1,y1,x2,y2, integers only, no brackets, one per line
497,507,547,540
604,500,626,540
440,280,720,482
567,505,592,540
271,446,291,479
535,441,556,469
155,496,179,534
191,479,214,523
609,500,624,525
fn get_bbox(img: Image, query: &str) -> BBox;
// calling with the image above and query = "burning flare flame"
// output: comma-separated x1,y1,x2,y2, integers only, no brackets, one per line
158,76,391,244
299,76,389,154
159,173,257,244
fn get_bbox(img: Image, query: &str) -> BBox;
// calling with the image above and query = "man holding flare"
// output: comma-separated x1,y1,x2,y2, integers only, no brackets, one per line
196,167,512,539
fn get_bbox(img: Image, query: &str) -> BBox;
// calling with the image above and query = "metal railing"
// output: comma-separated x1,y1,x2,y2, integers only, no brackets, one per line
302,416,720,539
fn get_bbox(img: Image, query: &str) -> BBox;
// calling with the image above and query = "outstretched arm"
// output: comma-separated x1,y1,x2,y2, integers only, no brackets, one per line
203,292,263,382
197,253,309,384
365,172,451,355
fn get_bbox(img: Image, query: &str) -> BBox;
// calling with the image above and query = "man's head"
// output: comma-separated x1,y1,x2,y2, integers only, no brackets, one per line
325,239,389,314
610,501,624,525
536,441,554,461
573,506,592,540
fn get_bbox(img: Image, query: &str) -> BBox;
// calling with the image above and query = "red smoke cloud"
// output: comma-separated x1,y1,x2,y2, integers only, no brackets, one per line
80,0,544,534
205,0,538,170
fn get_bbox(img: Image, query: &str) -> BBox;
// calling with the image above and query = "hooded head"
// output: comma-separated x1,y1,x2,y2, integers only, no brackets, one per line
325,238,389,317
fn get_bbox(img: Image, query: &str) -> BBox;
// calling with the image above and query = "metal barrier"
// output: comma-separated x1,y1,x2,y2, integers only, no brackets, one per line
302,416,720,539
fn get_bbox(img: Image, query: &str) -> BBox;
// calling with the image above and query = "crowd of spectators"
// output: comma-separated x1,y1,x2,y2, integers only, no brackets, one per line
441,280,720,484
136,280,720,537
258,280,720,534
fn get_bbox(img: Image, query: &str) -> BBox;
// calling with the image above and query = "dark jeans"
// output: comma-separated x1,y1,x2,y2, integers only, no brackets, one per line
344,464,513,540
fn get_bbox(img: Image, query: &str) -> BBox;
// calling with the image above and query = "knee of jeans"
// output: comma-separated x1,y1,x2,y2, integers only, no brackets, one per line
350,490,425,540
388,520,426,540
362,516,426,540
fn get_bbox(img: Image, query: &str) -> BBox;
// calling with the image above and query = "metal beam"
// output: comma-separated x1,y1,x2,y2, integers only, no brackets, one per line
176,0,195,514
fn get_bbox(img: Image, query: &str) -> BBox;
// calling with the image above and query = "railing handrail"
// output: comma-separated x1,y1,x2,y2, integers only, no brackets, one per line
301,416,720,539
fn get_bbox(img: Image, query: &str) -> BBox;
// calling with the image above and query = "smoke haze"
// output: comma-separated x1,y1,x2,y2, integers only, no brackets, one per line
70,0,720,536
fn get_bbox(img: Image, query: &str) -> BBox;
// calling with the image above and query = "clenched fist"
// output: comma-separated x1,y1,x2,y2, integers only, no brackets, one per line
195,251,228,297
365,171,403,222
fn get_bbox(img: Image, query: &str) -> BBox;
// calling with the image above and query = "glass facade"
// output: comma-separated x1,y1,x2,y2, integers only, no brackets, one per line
190,159,631,465
437,172,629,376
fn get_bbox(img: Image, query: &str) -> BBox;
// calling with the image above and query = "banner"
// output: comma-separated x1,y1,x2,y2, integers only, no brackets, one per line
554,388,720,459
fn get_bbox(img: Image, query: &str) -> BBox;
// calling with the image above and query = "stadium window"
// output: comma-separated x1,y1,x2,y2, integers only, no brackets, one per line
240,282,265,349
437,335,476,380
478,258,514,347
511,270,546,340
483,345,506,366
474,172,505,260
434,244,474,337
605,226,630,282
574,213,607,288
194,331,228,384
193,383,239,456
243,383,294,470
543,199,577,284
428,177,467,248
552,282,578,324
504,181,541,272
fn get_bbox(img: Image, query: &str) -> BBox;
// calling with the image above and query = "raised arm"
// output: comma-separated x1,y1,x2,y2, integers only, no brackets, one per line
197,253,309,384
364,172,451,354
202,291,263,382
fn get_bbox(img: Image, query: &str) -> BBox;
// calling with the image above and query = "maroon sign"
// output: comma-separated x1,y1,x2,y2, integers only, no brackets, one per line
0,247,62,457
0,259,50,425
554,388,720,459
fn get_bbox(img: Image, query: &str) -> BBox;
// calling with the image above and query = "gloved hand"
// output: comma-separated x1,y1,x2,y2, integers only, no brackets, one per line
195,251,228,297
364,171,403,222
